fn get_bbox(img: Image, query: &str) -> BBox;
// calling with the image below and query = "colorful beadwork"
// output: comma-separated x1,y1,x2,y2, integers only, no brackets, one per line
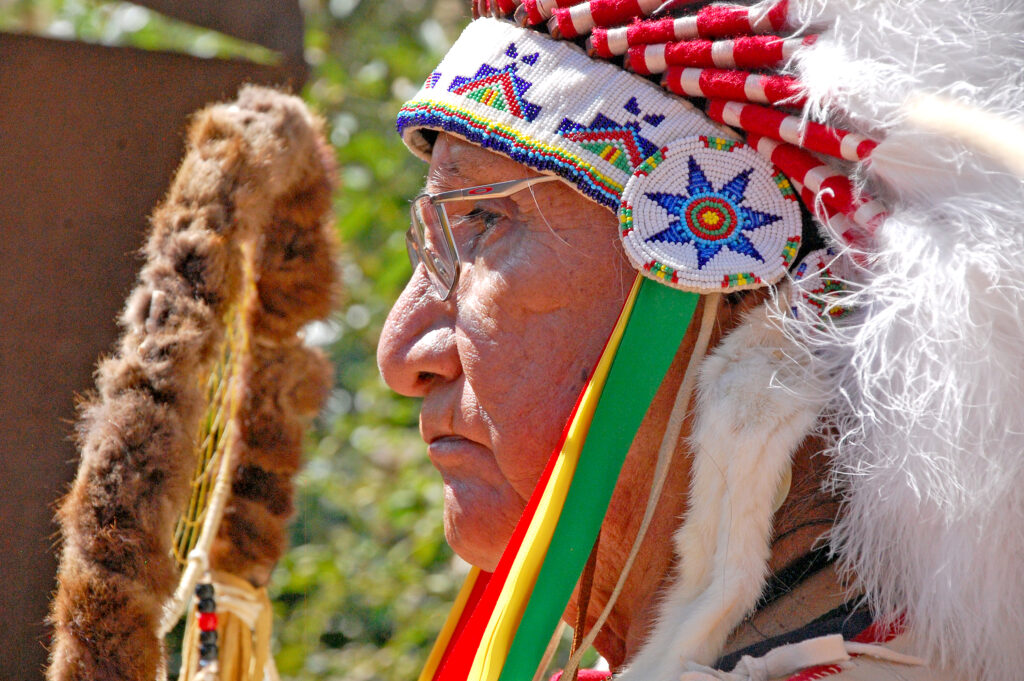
556,98,663,174
645,158,778,266
448,43,543,121
398,16,882,290
618,136,801,293
790,247,853,321
398,19,726,210
195,581,219,668
399,100,624,206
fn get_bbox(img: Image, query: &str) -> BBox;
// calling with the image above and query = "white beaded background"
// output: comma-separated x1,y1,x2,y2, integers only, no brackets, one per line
619,137,802,293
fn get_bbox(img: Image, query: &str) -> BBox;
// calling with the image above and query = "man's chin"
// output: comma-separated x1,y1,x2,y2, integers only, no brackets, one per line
440,481,522,572
443,512,513,573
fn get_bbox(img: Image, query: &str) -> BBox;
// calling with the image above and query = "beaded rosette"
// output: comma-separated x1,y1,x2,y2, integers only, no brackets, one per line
789,246,853,321
619,136,801,292
398,18,804,293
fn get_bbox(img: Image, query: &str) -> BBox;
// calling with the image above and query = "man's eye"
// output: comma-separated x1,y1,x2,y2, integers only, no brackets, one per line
462,207,502,231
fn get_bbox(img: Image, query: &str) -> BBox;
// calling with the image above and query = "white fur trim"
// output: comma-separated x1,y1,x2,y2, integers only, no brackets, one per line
618,299,824,681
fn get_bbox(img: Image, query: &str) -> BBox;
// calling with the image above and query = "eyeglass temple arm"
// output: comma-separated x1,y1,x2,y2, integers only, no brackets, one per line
431,174,561,203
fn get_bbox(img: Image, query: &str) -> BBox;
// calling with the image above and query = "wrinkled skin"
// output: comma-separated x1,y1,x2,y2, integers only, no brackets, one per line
378,134,840,669
377,134,635,570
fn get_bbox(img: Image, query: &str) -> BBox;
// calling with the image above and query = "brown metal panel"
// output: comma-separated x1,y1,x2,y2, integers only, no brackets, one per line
131,0,306,59
0,33,306,681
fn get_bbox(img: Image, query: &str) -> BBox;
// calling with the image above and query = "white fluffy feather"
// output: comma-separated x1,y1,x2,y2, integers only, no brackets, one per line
782,2,1024,680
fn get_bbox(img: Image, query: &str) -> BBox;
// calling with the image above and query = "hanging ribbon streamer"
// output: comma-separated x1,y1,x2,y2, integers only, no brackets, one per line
419,274,700,681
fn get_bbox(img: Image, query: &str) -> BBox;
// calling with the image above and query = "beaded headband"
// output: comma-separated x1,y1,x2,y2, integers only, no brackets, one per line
398,0,895,296
398,18,805,293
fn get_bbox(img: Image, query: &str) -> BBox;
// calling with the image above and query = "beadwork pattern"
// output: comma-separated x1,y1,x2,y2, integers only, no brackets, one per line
618,136,801,293
790,247,853,320
400,100,624,206
448,43,543,121
424,71,443,89
398,18,726,210
556,97,664,174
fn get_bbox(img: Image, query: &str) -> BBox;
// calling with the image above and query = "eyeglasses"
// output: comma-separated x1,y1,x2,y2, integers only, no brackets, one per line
407,174,562,300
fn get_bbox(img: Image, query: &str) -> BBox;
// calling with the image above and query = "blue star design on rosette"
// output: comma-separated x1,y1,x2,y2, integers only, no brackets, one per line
645,156,781,269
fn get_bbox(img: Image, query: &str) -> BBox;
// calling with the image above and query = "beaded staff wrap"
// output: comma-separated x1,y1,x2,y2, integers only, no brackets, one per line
47,86,338,681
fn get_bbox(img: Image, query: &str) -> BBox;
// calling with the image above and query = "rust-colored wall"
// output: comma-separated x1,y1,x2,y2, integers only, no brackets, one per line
0,33,304,681
133,0,306,60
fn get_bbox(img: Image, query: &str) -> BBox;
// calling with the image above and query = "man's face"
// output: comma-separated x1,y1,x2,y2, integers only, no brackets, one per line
377,134,634,570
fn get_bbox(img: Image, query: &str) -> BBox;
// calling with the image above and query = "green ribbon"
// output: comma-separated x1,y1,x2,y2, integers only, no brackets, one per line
498,279,699,681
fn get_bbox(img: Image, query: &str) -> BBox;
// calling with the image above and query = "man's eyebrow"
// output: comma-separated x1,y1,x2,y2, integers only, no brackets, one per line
425,159,463,193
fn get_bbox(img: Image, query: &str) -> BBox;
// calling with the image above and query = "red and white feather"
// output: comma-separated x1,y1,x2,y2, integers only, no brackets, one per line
588,2,792,56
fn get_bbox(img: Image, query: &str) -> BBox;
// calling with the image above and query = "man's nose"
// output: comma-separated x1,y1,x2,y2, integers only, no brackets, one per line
377,267,461,397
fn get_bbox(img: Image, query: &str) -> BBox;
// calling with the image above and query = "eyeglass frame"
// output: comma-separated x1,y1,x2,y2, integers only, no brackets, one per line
406,173,562,300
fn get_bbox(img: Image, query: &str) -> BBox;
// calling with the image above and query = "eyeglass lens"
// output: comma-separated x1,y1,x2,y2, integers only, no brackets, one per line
409,196,457,297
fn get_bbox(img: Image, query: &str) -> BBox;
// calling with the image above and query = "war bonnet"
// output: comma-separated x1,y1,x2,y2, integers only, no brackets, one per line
395,3,1024,681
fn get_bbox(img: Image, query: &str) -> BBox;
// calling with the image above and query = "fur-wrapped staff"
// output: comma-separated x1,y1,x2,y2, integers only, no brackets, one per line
47,86,339,681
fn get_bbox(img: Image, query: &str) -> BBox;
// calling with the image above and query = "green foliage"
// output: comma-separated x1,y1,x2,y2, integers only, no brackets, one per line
282,2,473,679
0,0,279,60
0,3,591,679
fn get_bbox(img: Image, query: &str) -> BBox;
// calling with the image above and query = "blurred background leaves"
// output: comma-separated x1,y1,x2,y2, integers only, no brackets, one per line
1,1,473,678
283,5,471,676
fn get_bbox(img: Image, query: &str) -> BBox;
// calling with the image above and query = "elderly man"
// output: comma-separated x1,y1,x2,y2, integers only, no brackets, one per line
377,2,1024,681
378,132,839,669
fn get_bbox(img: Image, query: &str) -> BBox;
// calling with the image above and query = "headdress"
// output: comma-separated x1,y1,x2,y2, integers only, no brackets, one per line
398,2,1024,681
